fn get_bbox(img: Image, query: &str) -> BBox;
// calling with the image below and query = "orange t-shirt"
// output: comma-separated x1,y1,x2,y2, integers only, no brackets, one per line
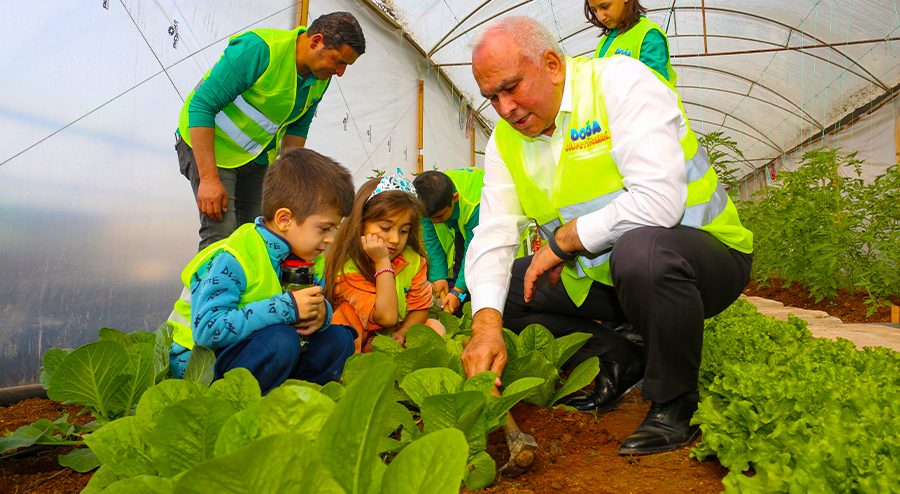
331,251,433,352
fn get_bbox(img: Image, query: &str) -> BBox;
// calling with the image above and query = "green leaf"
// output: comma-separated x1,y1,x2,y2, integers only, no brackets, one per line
183,345,215,387
320,381,346,401
99,327,156,347
103,476,174,494
550,356,599,405
258,384,335,441
133,379,204,437
553,332,592,368
462,371,498,398
319,361,397,494
512,353,558,406
207,368,261,411
154,323,175,379
108,342,156,417
372,334,404,356
39,347,72,388
387,402,422,444
491,377,546,417
147,396,238,477
0,422,56,452
342,352,392,387
84,416,157,477
81,464,128,494
517,324,556,364
435,311,461,337
213,407,260,457
174,433,342,494
400,368,464,406
463,450,497,491
420,392,485,436
59,447,102,472
48,340,132,421
381,428,469,494
405,324,445,350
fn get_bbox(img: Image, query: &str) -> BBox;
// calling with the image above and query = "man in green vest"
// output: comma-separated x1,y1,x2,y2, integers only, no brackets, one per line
461,16,753,456
413,168,484,314
176,12,366,251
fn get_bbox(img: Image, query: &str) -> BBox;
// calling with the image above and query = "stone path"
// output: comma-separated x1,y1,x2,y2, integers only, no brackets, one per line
741,295,900,352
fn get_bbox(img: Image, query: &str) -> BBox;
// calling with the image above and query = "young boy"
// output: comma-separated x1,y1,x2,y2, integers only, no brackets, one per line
413,168,484,315
167,148,356,394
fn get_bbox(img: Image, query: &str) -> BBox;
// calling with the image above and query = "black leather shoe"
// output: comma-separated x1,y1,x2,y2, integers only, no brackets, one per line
565,359,644,413
618,393,701,455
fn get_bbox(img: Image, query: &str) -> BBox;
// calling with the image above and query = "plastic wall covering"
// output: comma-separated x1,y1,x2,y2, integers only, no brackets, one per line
0,0,487,387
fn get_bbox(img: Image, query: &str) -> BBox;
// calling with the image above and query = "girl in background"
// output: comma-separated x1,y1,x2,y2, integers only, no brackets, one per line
585,0,677,86
324,170,445,352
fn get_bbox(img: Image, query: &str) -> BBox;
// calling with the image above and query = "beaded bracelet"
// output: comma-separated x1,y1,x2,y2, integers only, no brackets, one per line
374,268,395,278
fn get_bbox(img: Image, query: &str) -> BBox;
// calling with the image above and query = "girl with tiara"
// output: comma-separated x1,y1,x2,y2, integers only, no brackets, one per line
324,170,445,352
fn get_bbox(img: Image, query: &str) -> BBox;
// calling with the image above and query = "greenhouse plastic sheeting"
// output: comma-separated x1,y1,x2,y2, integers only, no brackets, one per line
0,0,487,387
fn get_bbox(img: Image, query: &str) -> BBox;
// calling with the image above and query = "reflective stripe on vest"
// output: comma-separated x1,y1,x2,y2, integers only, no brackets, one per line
494,56,752,305
177,27,329,169
168,223,282,349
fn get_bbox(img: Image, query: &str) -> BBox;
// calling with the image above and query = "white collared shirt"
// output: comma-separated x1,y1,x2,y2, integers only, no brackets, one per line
466,56,689,315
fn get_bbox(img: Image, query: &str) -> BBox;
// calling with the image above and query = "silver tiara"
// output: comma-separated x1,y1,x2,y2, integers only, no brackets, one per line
367,168,418,202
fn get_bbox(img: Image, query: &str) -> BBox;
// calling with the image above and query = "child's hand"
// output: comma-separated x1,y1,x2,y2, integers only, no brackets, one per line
432,279,450,300
361,234,391,264
296,304,326,336
290,286,325,321
390,328,407,346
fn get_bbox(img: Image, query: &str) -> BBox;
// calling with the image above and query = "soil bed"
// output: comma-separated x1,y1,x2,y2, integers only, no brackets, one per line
2,394,727,494
0,398,94,493
744,280,900,324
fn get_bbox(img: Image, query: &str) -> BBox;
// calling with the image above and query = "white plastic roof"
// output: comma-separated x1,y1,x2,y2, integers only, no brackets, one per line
385,0,900,177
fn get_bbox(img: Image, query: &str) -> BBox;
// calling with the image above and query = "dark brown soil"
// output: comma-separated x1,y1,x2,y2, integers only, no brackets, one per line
0,398,94,493
744,280,900,324
465,392,727,494
2,394,728,494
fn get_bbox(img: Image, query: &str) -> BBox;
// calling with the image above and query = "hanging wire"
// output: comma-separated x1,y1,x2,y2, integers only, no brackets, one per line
0,0,304,168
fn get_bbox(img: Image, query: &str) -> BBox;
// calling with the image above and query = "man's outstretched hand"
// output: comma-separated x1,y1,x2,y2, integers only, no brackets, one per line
461,308,507,387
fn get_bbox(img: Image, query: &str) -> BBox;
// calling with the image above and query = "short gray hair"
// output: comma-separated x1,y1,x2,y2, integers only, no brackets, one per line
469,16,565,66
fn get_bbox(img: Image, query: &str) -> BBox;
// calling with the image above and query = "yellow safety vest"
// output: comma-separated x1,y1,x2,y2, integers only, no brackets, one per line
168,223,283,349
177,27,329,168
433,168,484,274
494,56,752,306
594,17,678,87
342,247,421,320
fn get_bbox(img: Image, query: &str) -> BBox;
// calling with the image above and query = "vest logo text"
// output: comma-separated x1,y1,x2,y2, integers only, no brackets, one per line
570,120,603,141
614,48,632,56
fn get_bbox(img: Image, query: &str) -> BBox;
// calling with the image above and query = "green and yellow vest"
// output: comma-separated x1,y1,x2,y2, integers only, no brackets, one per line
433,168,484,274
594,17,678,87
493,56,752,306
168,223,282,349
178,27,329,168
342,247,421,320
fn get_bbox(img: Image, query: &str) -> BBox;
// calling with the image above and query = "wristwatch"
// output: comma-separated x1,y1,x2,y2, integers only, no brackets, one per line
449,288,467,302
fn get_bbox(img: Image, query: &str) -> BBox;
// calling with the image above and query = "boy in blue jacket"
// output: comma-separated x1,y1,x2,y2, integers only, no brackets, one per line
168,148,356,394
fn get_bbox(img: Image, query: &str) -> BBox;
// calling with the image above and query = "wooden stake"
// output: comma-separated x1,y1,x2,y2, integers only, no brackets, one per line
418,80,424,173
894,112,899,166
295,0,309,27
471,126,476,167
892,305,899,324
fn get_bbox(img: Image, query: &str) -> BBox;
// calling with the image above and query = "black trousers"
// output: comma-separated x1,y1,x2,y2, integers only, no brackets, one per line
503,225,752,403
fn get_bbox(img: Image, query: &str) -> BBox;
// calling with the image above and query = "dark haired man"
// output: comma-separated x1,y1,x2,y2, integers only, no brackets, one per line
175,12,366,250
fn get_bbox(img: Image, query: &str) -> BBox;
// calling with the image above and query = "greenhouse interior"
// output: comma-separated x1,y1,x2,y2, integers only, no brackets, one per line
1,0,899,492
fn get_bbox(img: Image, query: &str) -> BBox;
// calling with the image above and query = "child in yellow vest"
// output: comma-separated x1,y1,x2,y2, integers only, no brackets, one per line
167,148,357,394
325,170,445,352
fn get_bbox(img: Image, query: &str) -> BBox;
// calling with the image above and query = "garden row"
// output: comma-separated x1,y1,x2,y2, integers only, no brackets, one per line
0,305,600,493
703,132,900,315
4,297,899,493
